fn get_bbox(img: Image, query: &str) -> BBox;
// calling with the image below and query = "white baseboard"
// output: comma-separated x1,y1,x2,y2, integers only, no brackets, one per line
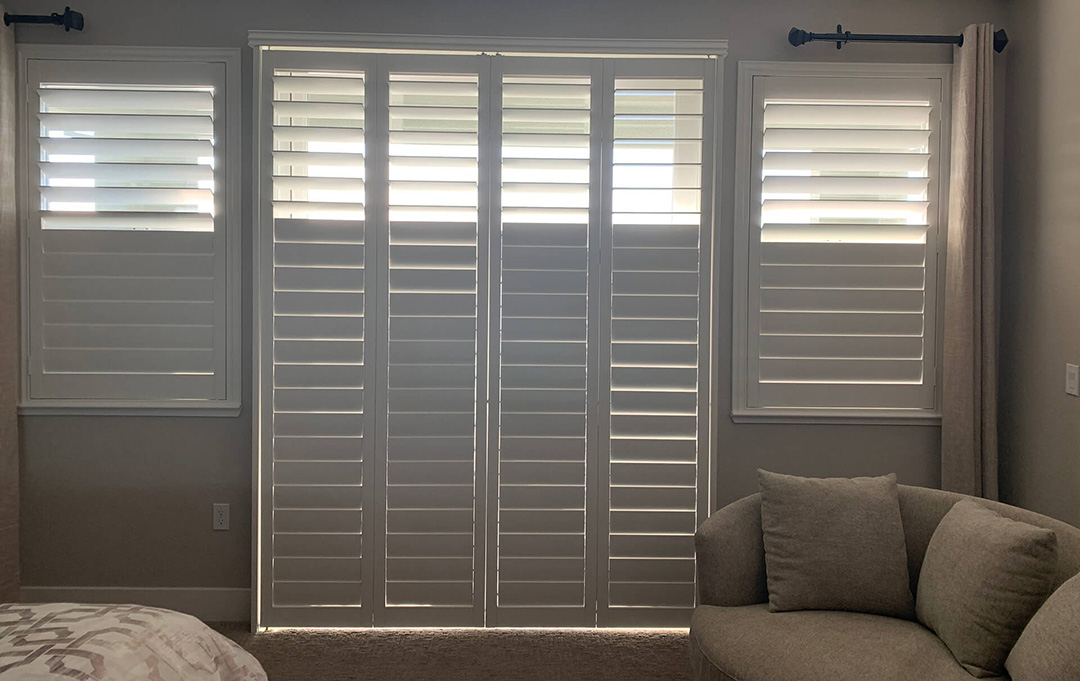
20,586,250,622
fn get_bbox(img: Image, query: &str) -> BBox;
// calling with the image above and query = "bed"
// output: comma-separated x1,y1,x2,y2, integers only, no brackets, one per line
0,603,266,680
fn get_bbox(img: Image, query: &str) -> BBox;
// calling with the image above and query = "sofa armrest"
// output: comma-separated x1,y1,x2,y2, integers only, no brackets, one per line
695,493,769,607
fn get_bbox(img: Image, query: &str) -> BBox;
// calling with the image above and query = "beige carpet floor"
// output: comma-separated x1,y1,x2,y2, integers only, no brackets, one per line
212,624,693,681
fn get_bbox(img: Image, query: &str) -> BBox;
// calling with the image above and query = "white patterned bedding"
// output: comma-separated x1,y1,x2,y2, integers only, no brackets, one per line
0,603,266,681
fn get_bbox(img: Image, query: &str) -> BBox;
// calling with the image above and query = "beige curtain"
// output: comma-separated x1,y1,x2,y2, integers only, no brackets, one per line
942,23,998,499
0,3,19,603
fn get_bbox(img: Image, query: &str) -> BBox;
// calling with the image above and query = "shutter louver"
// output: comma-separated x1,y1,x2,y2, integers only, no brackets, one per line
383,71,481,623
494,72,594,625
603,76,704,626
270,68,368,617
747,75,942,411
29,74,224,401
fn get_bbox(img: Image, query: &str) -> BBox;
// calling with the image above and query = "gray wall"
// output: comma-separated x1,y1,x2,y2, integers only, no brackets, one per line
999,0,1080,527
1,14,20,603
12,0,1010,590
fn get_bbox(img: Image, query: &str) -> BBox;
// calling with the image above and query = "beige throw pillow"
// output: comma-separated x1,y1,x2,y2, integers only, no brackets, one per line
916,500,1058,678
1006,572,1080,681
757,470,915,619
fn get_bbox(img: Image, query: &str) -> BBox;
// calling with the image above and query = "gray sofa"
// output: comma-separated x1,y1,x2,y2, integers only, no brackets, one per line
690,485,1080,681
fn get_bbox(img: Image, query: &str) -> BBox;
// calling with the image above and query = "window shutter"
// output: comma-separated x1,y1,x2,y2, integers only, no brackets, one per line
381,63,485,625
25,58,235,405
742,72,945,414
491,63,599,626
600,66,711,626
267,61,371,625
265,63,371,621
256,45,720,630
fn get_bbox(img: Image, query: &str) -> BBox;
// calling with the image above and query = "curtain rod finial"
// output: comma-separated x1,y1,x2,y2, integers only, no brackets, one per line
994,29,1008,53
59,7,84,31
788,27,810,47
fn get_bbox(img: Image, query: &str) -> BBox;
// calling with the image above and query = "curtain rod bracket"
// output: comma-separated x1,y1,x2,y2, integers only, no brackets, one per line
789,25,1008,53
3,6,84,31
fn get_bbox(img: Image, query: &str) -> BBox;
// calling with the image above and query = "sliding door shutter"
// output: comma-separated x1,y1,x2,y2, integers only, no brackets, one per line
377,55,487,626
26,59,228,401
256,46,721,629
488,57,602,627
747,75,943,410
259,51,375,627
599,59,715,627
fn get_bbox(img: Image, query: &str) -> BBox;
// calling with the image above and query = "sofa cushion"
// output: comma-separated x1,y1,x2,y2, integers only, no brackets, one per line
689,604,1007,681
757,470,914,618
916,500,1058,678
1006,571,1080,681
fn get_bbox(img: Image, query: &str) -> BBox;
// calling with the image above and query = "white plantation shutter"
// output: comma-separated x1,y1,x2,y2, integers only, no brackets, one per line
380,59,486,625
489,60,600,626
736,66,948,418
600,63,713,626
264,55,373,626
256,43,720,629
22,54,239,409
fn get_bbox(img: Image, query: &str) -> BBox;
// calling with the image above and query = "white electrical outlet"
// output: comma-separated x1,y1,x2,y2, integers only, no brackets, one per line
213,503,230,531
1067,364,1080,397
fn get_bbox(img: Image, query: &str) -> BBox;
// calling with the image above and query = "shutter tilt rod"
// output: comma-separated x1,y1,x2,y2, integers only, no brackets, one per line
3,6,84,31
789,25,1008,53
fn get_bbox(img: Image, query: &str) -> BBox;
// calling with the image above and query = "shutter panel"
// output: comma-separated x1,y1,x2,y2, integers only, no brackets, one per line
26,61,229,401
491,64,599,626
747,75,943,411
600,68,711,627
266,62,371,625
381,66,484,625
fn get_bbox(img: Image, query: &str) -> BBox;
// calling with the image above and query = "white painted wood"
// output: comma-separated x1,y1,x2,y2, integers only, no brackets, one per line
249,32,727,58
18,47,241,412
376,54,487,627
763,103,932,127
733,62,951,422
255,43,721,630
487,58,600,627
259,50,376,628
597,60,714,628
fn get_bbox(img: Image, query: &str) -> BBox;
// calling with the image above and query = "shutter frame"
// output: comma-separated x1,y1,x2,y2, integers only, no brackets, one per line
377,53,488,628
488,56,603,628
258,48,380,628
18,46,241,415
732,61,951,424
597,57,716,628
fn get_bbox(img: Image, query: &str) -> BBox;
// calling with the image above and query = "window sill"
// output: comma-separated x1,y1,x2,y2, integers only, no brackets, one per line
730,408,942,426
18,400,242,417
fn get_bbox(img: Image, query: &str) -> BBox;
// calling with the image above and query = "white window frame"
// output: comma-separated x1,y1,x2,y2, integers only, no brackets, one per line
17,45,242,416
732,61,951,425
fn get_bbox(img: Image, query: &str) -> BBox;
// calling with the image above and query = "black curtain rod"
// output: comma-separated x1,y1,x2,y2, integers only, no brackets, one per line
3,6,84,31
790,25,1008,53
